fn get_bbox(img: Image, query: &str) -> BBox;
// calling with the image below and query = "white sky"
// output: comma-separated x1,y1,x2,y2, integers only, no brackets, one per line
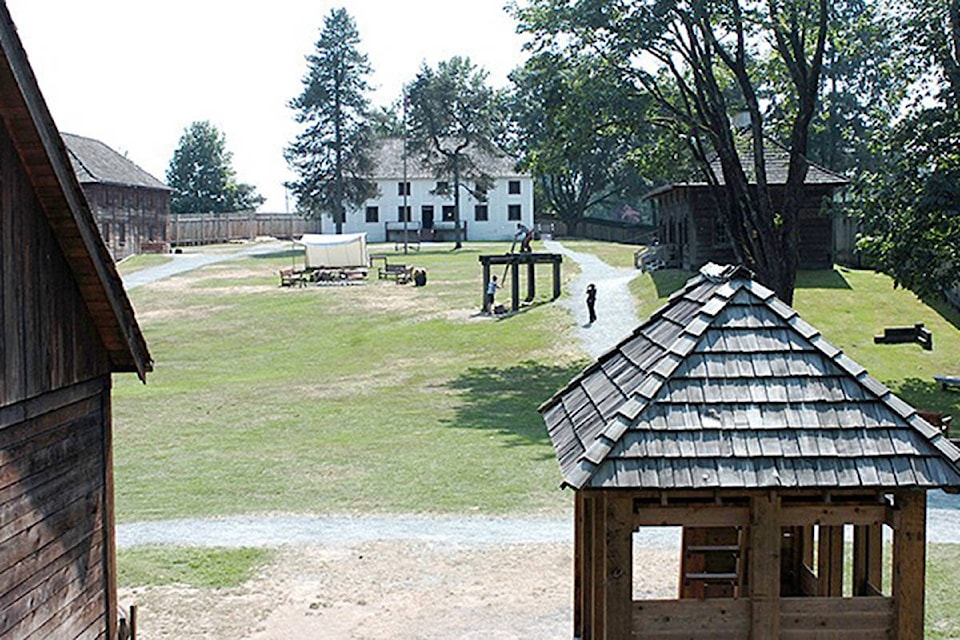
5,1,528,211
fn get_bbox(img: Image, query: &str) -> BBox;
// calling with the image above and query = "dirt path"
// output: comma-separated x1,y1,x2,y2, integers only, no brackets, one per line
122,240,288,290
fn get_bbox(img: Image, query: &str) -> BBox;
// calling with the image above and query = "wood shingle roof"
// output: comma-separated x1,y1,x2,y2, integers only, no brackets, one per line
541,264,960,491
0,4,151,379
62,133,169,190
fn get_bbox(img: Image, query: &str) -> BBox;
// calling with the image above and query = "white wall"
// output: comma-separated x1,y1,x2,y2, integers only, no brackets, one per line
325,175,534,242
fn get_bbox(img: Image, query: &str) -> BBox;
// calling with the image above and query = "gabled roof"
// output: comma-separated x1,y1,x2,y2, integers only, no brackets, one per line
644,137,848,200
0,4,151,379
62,133,169,191
541,264,960,491
371,137,525,180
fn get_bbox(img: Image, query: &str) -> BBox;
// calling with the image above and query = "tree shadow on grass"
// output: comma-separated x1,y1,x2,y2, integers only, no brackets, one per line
651,269,693,298
444,360,588,453
249,249,303,261
891,377,960,436
921,293,960,333
795,267,852,289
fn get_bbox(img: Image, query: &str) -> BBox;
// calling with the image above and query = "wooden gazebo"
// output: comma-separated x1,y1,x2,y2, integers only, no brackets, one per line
479,252,562,313
541,264,960,639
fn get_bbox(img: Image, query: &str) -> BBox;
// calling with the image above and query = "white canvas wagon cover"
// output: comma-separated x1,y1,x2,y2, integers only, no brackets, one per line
297,233,369,268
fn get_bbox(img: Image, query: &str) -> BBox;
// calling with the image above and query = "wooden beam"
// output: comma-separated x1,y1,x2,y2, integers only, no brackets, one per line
779,504,888,527
553,259,561,299
574,492,584,639
591,492,606,640
481,261,490,312
893,490,926,640
749,493,780,639
634,504,750,528
604,493,633,640
853,524,883,597
817,526,844,597
526,261,535,302
510,262,519,312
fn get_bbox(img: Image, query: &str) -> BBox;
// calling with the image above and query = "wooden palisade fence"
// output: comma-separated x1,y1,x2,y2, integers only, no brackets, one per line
170,212,320,247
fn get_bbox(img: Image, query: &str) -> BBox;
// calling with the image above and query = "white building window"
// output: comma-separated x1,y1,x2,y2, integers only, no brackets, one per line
366,206,379,223
508,204,522,221
508,180,521,195
474,204,488,221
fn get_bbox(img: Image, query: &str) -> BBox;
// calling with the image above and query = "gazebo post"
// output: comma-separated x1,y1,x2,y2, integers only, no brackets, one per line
574,492,585,639
511,261,520,311
817,525,844,596
853,523,883,596
749,493,781,639
590,492,606,640
604,493,633,640
893,490,927,640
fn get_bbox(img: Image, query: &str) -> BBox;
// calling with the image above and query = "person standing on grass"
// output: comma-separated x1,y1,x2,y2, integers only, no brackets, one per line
485,275,500,314
586,283,597,324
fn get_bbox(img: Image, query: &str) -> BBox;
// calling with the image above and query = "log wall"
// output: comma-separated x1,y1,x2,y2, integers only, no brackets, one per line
0,379,112,639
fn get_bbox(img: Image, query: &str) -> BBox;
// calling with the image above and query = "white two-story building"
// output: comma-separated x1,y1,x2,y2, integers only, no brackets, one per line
320,138,533,242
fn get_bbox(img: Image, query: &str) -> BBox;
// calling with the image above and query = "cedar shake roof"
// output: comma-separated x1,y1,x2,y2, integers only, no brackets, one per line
62,133,169,190
644,137,848,200
540,264,960,491
372,137,524,179
0,3,151,379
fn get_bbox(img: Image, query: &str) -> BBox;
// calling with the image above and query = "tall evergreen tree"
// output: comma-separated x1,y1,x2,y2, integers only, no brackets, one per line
406,57,502,250
166,120,263,214
286,8,377,234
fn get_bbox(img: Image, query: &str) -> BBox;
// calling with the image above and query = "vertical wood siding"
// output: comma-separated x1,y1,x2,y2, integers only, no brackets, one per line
0,122,110,408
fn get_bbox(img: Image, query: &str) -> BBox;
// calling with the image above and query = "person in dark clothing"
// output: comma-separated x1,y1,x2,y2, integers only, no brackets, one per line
586,283,597,324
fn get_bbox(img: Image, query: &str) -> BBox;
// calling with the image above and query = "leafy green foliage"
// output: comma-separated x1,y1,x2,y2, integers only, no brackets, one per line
166,121,263,214
852,2,960,297
286,8,377,232
405,57,503,248
506,52,658,231
513,0,831,304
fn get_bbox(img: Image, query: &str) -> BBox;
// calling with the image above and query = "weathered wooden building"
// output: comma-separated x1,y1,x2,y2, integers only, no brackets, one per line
645,142,848,270
63,132,171,260
541,264,960,639
0,4,152,638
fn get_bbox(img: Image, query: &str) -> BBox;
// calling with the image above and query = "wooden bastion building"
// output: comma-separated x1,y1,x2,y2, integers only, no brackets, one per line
541,264,960,639
0,3,152,638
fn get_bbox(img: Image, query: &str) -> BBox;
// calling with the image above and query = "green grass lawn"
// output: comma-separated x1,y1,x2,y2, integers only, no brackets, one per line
115,242,585,521
115,248,960,522
116,254,173,276
117,547,273,589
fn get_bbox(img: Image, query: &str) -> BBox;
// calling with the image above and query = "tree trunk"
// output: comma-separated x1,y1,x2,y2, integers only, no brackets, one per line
453,154,463,249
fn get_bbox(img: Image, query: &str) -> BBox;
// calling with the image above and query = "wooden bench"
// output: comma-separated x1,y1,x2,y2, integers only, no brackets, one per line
279,268,307,287
873,323,932,350
380,263,413,284
934,375,960,391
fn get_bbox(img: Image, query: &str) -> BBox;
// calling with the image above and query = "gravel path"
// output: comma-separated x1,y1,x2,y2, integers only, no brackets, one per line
122,240,288,290
545,240,641,359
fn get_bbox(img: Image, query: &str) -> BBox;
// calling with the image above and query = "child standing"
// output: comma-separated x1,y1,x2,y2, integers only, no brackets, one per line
486,275,500,314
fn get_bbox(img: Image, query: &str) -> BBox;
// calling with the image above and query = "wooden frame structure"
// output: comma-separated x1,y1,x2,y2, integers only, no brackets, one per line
479,252,562,313
0,3,151,637
573,488,926,639
541,264,960,640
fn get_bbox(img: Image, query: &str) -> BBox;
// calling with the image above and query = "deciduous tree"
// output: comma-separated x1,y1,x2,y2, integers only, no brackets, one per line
514,0,829,303
166,120,263,214
406,57,502,249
